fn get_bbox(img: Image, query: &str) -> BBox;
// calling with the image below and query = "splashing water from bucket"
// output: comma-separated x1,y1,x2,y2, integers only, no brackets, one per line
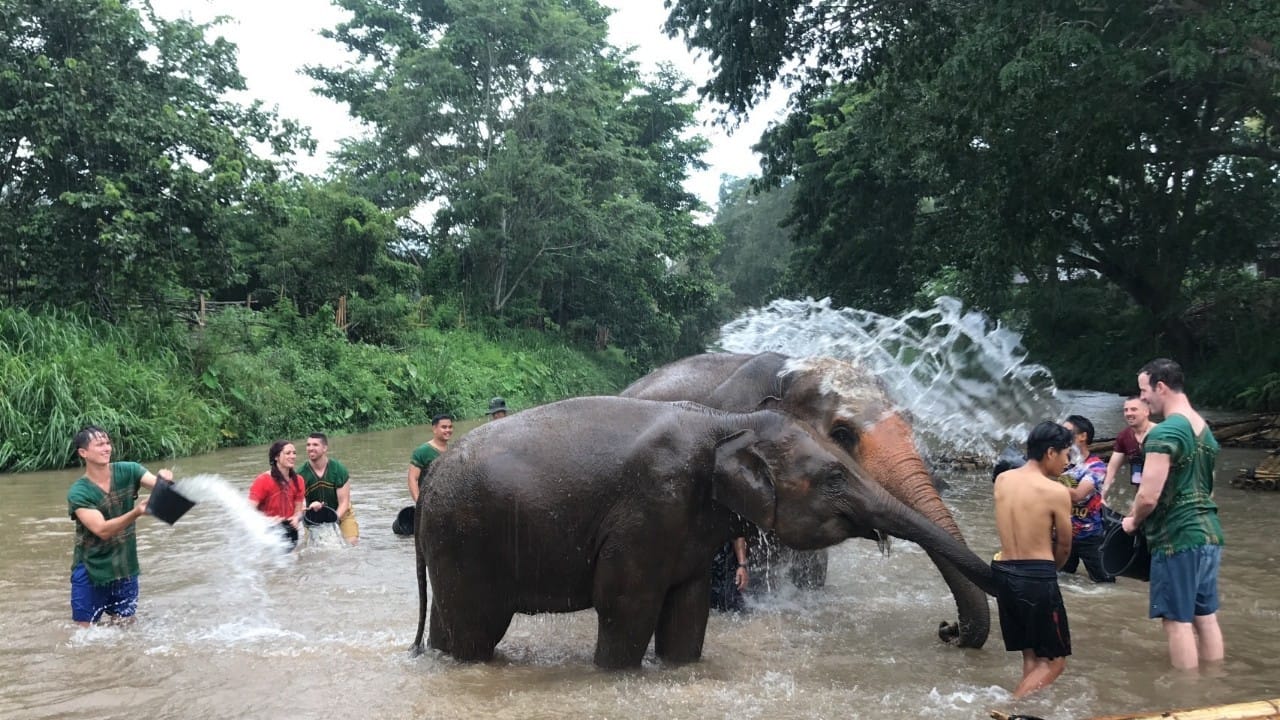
715,297,1060,457
171,474,296,562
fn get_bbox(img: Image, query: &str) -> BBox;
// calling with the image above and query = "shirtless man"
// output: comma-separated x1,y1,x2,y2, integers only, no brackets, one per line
992,421,1075,698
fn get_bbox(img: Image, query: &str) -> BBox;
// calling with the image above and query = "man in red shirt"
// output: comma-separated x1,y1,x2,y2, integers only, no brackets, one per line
1101,396,1154,506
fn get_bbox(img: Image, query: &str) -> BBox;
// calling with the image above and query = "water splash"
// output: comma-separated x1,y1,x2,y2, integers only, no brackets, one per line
171,474,295,562
714,297,1059,456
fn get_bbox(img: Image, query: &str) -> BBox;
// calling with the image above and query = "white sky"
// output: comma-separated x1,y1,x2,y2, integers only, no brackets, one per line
148,0,790,209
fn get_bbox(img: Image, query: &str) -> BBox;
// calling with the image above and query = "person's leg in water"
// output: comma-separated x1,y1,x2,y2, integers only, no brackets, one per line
1014,650,1066,698
1193,612,1224,663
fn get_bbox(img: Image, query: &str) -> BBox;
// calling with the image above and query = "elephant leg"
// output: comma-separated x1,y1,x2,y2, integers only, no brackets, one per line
427,601,451,654
593,583,664,669
654,573,712,663
435,601,513,662
427,567,514,662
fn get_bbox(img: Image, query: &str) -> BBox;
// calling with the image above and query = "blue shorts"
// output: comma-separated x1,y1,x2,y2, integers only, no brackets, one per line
70,564,139,623
1149,544,1221,623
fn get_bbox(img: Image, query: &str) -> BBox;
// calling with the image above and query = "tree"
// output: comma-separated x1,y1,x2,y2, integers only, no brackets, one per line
710,174,795,311
311,0,723,365
0,0,307,316
666,0,1280,356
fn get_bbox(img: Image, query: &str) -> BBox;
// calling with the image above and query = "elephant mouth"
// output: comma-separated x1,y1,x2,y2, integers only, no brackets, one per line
874,530,893,557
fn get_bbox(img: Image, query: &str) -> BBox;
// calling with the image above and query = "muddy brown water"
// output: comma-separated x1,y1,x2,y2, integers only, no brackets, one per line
1,416,1277,720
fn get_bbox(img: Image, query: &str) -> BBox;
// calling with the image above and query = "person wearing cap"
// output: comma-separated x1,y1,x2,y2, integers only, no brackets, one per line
299,432,359,545
407,413,454,503
485,397,509,420
66,425,174,626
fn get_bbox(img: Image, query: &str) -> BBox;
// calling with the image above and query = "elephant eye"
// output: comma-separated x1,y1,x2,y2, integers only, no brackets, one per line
830,425,858,450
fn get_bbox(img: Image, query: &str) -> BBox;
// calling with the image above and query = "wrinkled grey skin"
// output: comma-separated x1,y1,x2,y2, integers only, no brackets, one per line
411,396,996,669
621,352,991,648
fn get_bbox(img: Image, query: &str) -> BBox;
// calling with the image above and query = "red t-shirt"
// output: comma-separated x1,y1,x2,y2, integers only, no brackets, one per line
248,471,305,519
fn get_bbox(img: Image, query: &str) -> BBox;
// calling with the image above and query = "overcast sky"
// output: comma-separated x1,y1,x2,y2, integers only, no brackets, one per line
148,0,789,209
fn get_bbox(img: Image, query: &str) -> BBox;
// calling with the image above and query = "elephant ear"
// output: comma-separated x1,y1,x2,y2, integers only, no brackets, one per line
712,429,777,530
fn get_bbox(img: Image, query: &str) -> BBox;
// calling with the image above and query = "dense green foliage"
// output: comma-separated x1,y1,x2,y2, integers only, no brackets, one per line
0,0,306,317
0,0,732,470
669,0,1280,408
309,1,724,366
0,305,631,472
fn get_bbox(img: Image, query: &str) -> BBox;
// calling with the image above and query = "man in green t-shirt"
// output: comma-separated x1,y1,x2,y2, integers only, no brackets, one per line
66,425,173,626
407,413,454,503
1122,358,1225,670
300,432,359,544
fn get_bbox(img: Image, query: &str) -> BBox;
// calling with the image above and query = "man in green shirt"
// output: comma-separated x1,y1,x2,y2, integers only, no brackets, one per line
407,413,453,503
67,425,173,625
300,432,358,545
1122,358,1225,670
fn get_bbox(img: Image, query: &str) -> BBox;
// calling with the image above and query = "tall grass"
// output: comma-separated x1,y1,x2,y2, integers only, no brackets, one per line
0,308,223,471
2,304,635,473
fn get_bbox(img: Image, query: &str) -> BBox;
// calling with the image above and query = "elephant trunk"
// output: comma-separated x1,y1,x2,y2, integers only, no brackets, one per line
859,419,991,648
856,479,998,598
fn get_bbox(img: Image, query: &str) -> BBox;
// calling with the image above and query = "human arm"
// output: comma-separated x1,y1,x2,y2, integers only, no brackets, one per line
407,465,422,503
1123,452,1169,534
140,468,173,490
73,502,149,541
336,483,352,519
1067,477,1096,503
1101,452,1125,503
732,537,749,591
1051,486,1072,569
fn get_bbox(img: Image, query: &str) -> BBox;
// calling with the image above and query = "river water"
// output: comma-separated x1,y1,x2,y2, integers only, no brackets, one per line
1,402,1276,720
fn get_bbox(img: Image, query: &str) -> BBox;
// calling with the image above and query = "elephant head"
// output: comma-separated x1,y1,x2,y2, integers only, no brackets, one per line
772,356,989,645
712,414,996,597
622,351,991,648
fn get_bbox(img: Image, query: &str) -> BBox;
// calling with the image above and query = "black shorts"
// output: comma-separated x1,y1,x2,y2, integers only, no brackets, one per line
992,559,1071,659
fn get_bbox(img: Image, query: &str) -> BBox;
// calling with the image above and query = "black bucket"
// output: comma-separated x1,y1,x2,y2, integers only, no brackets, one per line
392,506,415,536
1100,507,1151,581
304,506,339,526
147,479,196,525
279,520,299,550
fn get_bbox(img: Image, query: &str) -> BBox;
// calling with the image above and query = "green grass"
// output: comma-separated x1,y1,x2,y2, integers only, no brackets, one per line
0,305,634,472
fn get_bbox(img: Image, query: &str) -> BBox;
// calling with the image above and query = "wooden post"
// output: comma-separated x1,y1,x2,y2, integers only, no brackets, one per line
336,294,347,330
198,293,206,326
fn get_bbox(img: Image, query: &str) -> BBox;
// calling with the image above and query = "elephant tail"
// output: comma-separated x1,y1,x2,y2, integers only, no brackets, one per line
410,533,428,656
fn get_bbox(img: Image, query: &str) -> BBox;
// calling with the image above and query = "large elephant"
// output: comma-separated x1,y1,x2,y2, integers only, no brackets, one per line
411,396,996,669
621,352,991,648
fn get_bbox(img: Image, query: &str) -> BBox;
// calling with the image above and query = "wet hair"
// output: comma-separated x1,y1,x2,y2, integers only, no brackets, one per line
1026,421,1073,461
307,432,328,445
1140,358,1185,393
1064,414,1095,445
267,440,297,489
431,414,454,426
992,446,1027,482
73,425,110,452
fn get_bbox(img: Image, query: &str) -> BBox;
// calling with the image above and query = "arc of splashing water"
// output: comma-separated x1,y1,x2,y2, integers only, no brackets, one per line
715,297,1060,457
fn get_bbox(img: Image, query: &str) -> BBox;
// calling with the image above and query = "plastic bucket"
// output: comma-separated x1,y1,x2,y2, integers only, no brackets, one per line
279,520,299,550
392,506,415,536
304,506,339,525
147,479,196,525
1100,507,1151,581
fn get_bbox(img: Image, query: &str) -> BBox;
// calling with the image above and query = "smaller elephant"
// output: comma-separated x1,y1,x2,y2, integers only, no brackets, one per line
411,396,996,669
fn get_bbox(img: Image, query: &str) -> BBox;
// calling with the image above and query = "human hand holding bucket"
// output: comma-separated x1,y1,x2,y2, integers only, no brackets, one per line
147,474,197,525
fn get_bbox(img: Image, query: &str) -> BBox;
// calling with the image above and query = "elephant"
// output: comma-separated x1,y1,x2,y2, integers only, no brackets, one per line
410,396,997,669
620,352,991,648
